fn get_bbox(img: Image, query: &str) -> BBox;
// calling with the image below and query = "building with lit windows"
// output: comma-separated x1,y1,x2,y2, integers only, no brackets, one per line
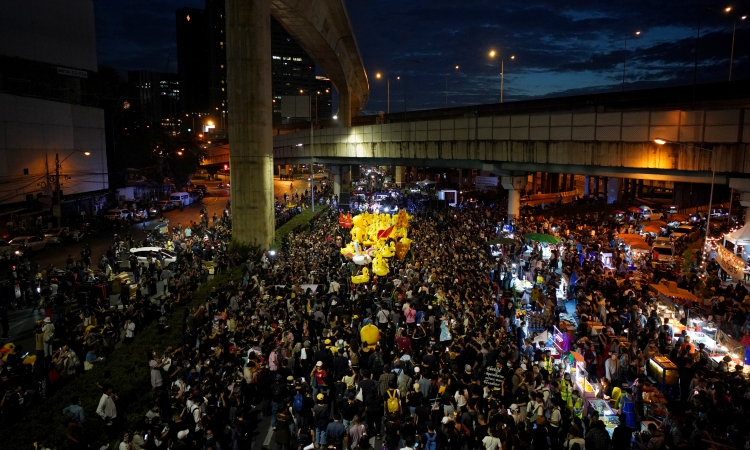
177,1,333,130
127,71,181,134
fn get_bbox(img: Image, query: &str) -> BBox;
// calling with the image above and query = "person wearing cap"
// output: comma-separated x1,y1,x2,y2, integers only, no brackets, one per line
313,392,330,447
42,316,55,356
311,361,327,399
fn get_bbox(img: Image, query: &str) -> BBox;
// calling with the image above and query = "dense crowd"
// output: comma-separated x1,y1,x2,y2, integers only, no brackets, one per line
8,192,750,450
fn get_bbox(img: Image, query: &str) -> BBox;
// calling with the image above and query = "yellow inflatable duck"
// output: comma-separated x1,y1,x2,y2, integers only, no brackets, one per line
340,242,356,258
372,254,389,277
380,241,396,258
351,267,370,284
0,342,37,365
360,323,381,351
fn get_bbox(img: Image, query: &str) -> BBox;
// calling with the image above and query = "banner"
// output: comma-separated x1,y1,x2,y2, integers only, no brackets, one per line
716,245,746,280
483,366,504,388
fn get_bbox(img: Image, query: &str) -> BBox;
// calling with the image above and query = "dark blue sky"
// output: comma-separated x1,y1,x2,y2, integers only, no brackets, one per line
95,0,749,115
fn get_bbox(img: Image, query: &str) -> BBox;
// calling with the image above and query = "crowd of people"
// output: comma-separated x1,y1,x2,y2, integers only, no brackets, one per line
5,186,750,450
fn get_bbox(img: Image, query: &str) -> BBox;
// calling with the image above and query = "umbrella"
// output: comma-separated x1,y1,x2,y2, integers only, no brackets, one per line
642,224,663,233
628,206,643,214
488,237,517,245
610,210,626,215
523,233,561,244
669,214,689,222
617,233,643,241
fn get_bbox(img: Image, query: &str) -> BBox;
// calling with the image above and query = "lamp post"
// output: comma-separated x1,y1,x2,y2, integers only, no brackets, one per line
375,72,398,114
445,65,459,108
53,149,91,227
488,50,514,103
654,138,716,254
725,7,747,81
622,31,641,91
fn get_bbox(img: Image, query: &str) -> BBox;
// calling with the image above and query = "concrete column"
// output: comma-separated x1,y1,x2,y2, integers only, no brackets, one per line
621,178,629,198
584,175,590,196
395,166,405,186
540,173,547,194
561,174,568,192
532,172,538,194
339,87,352,127
637,179,644,198
593,176,600,195
607,178,622,204
226,0,274,248
502,176,528,221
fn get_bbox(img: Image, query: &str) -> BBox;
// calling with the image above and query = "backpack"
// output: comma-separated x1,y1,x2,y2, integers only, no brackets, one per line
424,432,438,450
293,393,304,412
386,389,399,413
397,374,413,393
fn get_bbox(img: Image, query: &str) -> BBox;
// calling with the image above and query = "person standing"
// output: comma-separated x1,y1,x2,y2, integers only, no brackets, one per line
96,385,118,437
42,317,55,356
123,319,135,344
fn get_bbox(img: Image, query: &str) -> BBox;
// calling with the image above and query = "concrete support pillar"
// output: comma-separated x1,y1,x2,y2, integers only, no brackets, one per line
593,176,600,195
540,172,547,194
607,178,622,204
561,174,568,192
395,166,405,186
621,178,629,198
637,179,644,198
584,175,591,196
226,0,274,248
502,176,528,221
532,172,538,194
603,178,609,197
549,173,560,193
338,87,352,127
333,173,342,197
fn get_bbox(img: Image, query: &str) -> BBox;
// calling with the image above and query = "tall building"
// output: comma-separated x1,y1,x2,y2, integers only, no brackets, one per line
314,76,333,121
178,1,333,128
127,71,181,133
0,0,109,216
176,8,209,115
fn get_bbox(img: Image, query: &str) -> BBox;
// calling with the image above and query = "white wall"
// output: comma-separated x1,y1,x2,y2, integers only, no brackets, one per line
0,93,108,205
0,0,97,72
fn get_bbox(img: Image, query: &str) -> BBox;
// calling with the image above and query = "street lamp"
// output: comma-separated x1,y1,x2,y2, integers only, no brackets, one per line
488,50,514,103
725,6,747,81
375,72,394,113
53,149,92,227
654,138,716,254
622,31,642,91
445,65,460,108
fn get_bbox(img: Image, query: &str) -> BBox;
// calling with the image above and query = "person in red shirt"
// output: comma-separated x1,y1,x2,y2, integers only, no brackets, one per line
311,361,327,398
395,328,412,355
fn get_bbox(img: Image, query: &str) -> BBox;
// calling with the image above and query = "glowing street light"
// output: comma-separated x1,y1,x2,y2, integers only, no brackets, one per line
622,30,642,91
488,50,515,103
375,72,395,113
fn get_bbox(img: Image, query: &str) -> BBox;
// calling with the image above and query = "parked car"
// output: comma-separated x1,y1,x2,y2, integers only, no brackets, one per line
195,184,208,194
104,208,130,221
128,247,177,270
9,235,47,252
672,225,698,241
156,200,176,212
652,244,675,262
640,206,663,221
43,227,70,244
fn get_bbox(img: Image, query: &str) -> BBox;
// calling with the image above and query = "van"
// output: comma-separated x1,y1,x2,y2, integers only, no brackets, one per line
652,244,674,262
169,192,191,206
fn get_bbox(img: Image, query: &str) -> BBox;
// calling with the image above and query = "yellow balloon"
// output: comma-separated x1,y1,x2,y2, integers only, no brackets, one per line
360,323,381,351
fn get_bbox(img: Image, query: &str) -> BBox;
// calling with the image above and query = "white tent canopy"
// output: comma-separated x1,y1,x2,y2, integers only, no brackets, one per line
725,222,750,246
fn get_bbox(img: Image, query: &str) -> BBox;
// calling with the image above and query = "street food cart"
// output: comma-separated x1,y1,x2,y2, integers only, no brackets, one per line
588,399,619,436
570,351,596,412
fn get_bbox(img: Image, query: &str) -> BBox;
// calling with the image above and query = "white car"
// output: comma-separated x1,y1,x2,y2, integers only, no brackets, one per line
129,247,177,270
43,227,70,244
9,235,47,252
104,208,130,221
640,206,663,221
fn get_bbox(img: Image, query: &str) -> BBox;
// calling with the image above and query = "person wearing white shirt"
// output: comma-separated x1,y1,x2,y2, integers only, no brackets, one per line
96,386,118,426
482,427,502,450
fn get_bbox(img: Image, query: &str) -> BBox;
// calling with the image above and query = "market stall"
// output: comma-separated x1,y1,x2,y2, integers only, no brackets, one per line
646,356,679,399
588,399,619,436
570,351,596,412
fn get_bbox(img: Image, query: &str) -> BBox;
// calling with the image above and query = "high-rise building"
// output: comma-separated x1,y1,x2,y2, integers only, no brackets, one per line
179,1,333,128
314,76,333,121
127,71,181,133
176,8,209,115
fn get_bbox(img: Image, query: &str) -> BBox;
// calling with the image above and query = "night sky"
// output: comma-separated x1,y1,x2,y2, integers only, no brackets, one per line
96,0,749,115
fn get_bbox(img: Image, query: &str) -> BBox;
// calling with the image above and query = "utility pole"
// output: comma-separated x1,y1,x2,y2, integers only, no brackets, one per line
55,153,61,227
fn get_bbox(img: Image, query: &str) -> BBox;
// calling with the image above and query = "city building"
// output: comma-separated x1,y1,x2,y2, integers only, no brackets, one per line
176,7,210,116
127,71,181,133
0,0,109,223
177,1,334,131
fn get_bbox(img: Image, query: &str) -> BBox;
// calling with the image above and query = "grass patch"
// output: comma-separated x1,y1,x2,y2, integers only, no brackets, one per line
272,206,328,249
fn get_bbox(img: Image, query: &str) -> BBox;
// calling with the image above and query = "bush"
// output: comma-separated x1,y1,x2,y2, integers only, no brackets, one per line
1,268,241,449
